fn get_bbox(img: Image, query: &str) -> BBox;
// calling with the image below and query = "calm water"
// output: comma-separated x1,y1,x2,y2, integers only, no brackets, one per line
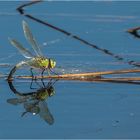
0,1,140,139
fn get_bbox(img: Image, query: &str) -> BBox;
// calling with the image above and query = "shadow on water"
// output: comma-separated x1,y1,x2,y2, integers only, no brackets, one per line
7,79,57,125
127,26,140,39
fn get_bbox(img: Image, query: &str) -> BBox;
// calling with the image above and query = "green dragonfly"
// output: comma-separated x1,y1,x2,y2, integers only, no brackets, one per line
8,20,56,80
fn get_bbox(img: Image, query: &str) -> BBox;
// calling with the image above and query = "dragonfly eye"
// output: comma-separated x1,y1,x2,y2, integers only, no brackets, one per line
50,59,56,68
48,86,55,96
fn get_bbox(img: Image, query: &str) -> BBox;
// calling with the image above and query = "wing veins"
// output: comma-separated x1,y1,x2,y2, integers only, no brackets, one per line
8,37,33,59
22,20,43,57
39,101,54,125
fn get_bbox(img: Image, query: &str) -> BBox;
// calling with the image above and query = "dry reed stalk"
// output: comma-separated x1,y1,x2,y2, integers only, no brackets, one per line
14,69,140,82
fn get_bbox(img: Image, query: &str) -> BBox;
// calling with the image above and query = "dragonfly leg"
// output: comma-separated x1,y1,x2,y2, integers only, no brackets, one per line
30,68,35,89
41,69,46,87
49,68,60,76
47,68,50,76
47,78,58,90
41,69,45,77
21,111,29,117
47,79,53,87
30,68,41,89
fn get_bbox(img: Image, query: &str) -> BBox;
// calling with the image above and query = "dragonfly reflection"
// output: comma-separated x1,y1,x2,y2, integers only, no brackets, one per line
7,79,57,125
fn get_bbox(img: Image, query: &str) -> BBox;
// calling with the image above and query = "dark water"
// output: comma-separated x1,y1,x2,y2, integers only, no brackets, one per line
1,1,140,139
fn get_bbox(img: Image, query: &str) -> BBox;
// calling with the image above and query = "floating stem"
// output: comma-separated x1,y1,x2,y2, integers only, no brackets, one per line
14,69,140,83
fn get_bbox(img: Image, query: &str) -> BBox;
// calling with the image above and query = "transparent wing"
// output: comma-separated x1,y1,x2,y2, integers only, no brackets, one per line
7,98,27,105
22,20,43,57
8,37,33,59
39,101,54,125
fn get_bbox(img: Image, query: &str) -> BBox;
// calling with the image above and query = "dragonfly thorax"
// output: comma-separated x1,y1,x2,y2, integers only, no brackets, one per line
28,57,56,69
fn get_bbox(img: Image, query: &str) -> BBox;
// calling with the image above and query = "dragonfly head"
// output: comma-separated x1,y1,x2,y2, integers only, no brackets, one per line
41,58,56,69
36,86,55,100
48,58,56,69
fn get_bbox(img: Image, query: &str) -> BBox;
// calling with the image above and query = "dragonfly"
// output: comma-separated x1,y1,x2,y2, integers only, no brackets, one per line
7,79,56,125
8,20,56,80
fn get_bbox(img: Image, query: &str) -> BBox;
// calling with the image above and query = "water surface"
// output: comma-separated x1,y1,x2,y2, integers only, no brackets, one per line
0,1,140,139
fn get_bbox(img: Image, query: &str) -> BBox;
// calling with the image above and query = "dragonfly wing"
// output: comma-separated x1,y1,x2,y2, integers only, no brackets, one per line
22,20,43,57
7,98,27,105
8,38,33,59
39,101,54,125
